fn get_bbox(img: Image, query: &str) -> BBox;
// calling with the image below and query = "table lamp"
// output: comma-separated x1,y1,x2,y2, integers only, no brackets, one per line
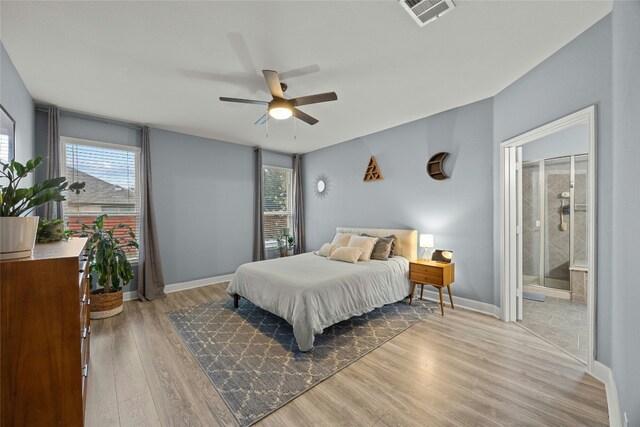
419,234,434,260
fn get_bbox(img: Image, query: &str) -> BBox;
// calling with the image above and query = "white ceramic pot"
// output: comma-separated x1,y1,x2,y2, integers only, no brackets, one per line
0,216,39,260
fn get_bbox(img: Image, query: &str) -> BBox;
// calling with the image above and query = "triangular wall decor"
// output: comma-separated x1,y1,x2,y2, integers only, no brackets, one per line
363,156,384,182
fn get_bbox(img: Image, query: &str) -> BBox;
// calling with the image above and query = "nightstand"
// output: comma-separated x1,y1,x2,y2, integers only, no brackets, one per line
409,260,455,316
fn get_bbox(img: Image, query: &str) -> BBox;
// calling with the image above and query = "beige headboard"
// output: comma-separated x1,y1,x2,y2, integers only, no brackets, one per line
336,227,418,261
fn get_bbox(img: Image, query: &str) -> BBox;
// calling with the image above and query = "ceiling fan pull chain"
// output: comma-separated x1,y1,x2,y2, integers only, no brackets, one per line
293,114,297,140
266,111,269,138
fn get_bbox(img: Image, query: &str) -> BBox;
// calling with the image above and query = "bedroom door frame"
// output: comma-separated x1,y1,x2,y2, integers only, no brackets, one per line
499,105,597,371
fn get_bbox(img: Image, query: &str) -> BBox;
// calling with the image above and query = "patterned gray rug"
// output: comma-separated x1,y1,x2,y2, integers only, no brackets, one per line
166,297,437,426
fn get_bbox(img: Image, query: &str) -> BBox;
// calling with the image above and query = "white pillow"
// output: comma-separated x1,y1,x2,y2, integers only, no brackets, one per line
329,247,363,264
330,233,353,247
347,235,379,261
318,243,338,257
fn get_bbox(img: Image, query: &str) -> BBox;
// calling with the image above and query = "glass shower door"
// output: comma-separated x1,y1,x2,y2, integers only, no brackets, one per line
543,157,571,290
522,162,541,287
573,155,589,267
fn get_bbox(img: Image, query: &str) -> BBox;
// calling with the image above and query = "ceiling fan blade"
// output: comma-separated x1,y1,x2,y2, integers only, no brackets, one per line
219,97,269,105
254,113,269,125
291,92,338,107
262,70,284,98
293,108,319,125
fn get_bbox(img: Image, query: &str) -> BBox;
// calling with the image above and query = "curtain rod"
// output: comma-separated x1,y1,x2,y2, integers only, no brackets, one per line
34,106,143,131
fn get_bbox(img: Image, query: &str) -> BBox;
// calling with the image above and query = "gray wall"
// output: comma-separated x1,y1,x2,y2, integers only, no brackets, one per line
149,128,254,285
611,0,640,423
521,123,589,162
263,150,292,169
493,15,614,365
303,98,495,305
1,42,34,185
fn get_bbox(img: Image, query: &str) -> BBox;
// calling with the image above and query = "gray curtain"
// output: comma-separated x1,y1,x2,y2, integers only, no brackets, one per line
253,147,265,261
293,154,306,254
44,106,62,220
137,127,166,301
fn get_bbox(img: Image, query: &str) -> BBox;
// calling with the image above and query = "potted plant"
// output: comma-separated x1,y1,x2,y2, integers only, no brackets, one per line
287,235,295,256
80,214,138,319
0,157,84,259
37,218,74,243
277,228,295,257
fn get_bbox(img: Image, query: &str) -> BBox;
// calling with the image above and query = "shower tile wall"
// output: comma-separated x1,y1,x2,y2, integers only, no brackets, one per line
545,159,571,284
523,163,540,282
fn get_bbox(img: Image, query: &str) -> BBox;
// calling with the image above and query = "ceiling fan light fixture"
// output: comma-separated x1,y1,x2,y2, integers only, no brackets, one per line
268,99,293,120
269,106,293,120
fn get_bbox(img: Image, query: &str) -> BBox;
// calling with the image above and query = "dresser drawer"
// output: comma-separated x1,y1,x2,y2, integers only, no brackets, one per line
410,271,443,285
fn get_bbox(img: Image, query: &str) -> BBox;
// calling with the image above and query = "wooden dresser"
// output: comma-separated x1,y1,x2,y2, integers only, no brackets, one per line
1,238,90,426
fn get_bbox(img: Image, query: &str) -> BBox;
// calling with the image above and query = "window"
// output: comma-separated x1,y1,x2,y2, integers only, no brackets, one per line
263,166,293,247
0,105,15,163
61,137,140,261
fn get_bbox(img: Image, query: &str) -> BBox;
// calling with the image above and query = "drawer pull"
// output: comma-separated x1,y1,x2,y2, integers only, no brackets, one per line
80,293,86,304
82,364,88,378
79,269,85,273
81,327,88,339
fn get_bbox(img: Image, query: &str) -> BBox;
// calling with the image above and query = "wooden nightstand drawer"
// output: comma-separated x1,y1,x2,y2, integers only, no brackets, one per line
409,271,443,285
410,263,442,276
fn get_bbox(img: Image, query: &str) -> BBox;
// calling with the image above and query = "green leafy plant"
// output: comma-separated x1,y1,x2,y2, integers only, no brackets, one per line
0,156,85,217
37,218,74,243
80,214,138,293
277,228,295,256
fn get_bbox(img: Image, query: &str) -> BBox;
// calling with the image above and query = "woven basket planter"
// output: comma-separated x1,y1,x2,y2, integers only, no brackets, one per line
90,288,123,319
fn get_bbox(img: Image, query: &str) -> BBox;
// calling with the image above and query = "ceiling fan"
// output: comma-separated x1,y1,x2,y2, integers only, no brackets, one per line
219,70,337,126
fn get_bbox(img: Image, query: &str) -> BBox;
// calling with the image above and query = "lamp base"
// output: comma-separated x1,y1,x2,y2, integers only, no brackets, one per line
421,248,432,260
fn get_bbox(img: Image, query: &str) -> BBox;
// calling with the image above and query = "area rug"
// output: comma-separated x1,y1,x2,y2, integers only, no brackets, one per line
166,297,436,426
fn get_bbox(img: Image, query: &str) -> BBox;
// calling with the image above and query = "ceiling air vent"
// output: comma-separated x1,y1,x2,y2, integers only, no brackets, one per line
400,0,455,27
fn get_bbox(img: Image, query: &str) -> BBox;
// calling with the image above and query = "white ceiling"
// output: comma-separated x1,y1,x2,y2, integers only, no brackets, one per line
1,1,612,154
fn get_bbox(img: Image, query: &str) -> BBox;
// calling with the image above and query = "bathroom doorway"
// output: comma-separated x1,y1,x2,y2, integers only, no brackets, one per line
520,154,589,362
500,106,596,370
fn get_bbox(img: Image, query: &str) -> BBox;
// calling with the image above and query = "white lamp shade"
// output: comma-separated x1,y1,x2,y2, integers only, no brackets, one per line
419,234,434,248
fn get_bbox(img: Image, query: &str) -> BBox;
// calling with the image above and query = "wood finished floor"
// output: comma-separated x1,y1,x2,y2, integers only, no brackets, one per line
86,283,609,427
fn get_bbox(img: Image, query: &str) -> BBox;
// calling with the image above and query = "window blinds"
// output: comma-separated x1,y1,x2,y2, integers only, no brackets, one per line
263,166,293,244
62,139,141,260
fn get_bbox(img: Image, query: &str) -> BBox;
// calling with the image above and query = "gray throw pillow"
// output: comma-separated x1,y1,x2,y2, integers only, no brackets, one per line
361,234,396,260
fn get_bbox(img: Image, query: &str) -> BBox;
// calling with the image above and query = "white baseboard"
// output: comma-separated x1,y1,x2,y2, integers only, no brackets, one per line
591,361,621,427
418,288,501,318
123,274,235,301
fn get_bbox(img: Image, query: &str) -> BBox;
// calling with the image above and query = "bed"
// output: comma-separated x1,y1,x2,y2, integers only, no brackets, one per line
227,227,418,351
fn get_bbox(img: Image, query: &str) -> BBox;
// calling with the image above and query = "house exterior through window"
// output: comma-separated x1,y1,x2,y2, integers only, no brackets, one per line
61,137,140,261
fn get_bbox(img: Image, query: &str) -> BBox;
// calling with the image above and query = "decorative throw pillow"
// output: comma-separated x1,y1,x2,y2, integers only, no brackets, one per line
361,234,397,258
347,235,378,261
329,247,363,264
330,233,353,247
369,238,394,261
318,243,338,257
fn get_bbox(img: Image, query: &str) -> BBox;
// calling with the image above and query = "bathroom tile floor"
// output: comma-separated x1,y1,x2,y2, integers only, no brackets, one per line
519,297,588,363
